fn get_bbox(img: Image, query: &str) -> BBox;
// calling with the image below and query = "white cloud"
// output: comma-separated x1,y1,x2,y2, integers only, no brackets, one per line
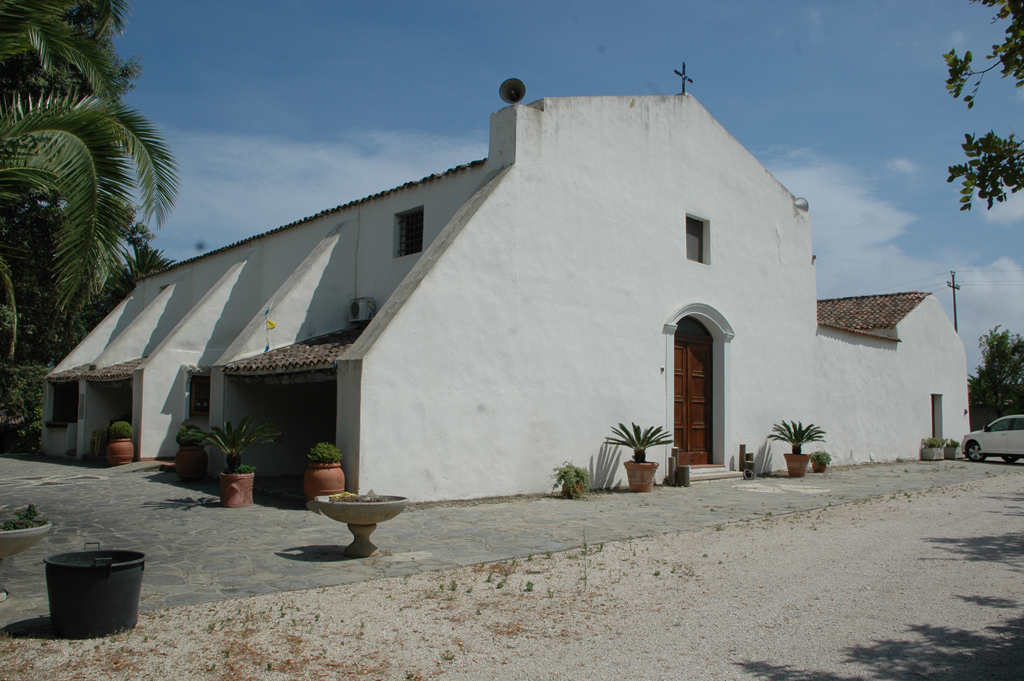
951,30,966,51
768,150,1024,372
150,128,488,261
887,157,919,174
982,190,1024,224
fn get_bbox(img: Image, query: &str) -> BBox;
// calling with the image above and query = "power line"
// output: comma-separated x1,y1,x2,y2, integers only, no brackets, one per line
865,271,947,295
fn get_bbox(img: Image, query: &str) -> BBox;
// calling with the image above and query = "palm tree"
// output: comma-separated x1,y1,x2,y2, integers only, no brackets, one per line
0,0,178,346
199,417,281,474
107,241,174,300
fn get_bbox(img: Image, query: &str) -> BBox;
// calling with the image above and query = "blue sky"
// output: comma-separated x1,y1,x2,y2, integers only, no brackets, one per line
114,1,1023,370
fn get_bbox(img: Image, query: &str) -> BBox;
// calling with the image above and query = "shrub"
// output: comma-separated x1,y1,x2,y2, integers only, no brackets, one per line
175,425,204,446
552,461,591,499
107,421,132,440
605,423,674,463
1,504,48,531
14,407,42,453
944,438,961,448
922,437,945,448
197,416,279,474
810,451,831,466
308,442,342,464
767,421,826,454
234,464,256,475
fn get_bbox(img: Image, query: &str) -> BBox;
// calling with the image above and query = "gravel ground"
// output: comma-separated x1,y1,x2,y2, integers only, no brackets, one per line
2,474,1023,681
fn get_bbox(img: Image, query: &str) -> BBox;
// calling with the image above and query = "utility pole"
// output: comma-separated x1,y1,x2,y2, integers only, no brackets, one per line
947,270,960,333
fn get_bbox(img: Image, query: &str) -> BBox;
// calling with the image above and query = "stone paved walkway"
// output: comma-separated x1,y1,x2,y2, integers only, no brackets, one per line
2,453,1021,630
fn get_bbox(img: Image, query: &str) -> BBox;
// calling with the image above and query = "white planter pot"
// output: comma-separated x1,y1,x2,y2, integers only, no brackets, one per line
920,447,943,461
943,446,958,460
0,522,52,560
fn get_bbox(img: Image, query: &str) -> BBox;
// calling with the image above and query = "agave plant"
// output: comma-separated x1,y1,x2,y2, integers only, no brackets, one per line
606,423,675,463
767,421,826,455
199,416,280,474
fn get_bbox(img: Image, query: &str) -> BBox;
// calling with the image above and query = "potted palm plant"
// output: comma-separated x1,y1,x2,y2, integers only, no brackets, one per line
606,423,675,492
767,421,826,478
106,421,134,466
198,416,280,507
304,442,345,501
174,425,208,482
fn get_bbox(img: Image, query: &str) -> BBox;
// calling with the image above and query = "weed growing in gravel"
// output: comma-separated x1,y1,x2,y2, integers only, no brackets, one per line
441,650,455,662
546,550,553,559
546,588,554,598
654,571,661,576
485,572,493,583
527,554,533,561
525,581,534,592
448,580,457,592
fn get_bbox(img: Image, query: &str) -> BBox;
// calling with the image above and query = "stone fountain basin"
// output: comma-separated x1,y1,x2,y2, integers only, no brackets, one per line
306,496,408,525
0,522,52,560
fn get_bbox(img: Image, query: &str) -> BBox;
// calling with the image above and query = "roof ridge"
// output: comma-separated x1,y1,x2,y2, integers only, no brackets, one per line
817,291,928,303
139,158,488,281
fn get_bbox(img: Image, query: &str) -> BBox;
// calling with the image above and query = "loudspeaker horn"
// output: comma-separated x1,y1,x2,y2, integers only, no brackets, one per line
499,78,526,104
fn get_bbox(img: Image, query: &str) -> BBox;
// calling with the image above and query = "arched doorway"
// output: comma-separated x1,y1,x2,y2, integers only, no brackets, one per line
674,317,712,465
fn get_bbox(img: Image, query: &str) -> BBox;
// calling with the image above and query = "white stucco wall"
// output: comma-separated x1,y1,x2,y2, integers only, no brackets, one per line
351,96,820,500
811,295,969,465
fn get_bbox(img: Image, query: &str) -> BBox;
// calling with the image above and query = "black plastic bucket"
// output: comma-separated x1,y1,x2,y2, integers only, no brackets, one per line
44,549,145,639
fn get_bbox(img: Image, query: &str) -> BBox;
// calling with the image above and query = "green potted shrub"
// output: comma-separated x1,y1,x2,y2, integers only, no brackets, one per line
606,423,674,492
0,505,52,603
198,416,280,507
921,437,945,461
943,438,960,460
304,442,345,501
767,421,826,478
810,450,831,473
174,425,208,482
552,461,590,499
105,421,134,466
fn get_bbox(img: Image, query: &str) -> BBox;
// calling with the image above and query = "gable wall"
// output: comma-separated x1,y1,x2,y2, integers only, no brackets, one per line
811,295,968,464
354,96,821,500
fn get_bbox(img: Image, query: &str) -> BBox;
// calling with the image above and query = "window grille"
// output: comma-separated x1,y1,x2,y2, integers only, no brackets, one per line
396,209,424,257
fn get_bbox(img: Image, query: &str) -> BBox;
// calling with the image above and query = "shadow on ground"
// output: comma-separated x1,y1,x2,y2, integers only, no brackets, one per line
738,608,1024,680
275,545,351,562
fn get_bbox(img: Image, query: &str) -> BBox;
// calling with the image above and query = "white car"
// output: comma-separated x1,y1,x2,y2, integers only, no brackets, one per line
962,415,1024,463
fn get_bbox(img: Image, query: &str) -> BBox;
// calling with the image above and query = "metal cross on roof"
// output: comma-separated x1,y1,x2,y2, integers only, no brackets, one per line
674,62,693,95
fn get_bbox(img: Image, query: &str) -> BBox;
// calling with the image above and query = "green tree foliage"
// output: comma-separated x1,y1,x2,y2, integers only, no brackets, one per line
945,0,1024,210
0,0,178,314
969,326,1024,416
0,1,177,439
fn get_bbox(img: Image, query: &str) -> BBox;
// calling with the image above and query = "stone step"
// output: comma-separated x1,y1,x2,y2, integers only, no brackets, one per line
689,467,744,482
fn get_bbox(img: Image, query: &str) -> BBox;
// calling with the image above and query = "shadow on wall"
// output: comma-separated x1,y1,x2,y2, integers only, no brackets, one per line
755,441,773,476
590,444,622,490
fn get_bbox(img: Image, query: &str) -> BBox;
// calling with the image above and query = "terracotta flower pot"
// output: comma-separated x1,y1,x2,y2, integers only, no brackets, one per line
812,461,827,473
106,439,134,466
784,453,810,478
303,462,346,502
175,446,208,482
623,461,659,492
220,472,255,508
561,482,584,498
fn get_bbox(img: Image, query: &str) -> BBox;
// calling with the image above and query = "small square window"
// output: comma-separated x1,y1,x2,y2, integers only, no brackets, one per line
190,376,210,416
686,216,705,264
395,208,424,257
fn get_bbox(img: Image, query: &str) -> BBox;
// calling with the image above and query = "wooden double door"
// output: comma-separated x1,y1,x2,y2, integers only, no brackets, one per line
674,323,713,465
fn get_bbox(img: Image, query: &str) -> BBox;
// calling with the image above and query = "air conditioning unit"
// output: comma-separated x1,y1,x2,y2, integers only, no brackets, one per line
349,297,375,322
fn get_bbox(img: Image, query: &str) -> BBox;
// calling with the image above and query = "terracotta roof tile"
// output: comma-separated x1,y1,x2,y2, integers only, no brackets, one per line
47,358,143,383
817,292,930,341
140,159,487,281
222,324,368,375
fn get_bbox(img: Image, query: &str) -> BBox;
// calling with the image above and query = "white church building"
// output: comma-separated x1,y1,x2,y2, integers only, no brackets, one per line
42,95,969,501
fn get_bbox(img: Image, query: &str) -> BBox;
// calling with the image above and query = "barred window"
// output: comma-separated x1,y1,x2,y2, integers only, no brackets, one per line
395,208,424,257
